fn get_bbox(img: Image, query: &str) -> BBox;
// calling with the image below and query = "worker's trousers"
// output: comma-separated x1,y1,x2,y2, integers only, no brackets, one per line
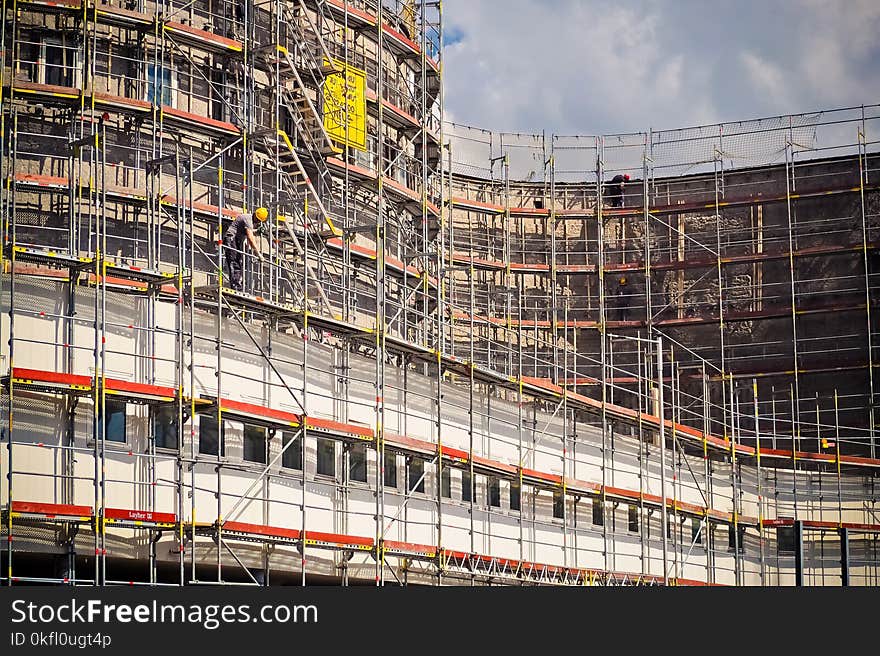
223,239,244,292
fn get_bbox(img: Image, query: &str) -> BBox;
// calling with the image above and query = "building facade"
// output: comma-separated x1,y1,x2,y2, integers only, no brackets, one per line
1,0,878,586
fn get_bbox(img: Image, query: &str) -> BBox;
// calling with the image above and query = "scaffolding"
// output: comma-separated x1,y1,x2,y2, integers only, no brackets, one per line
1,0,879,586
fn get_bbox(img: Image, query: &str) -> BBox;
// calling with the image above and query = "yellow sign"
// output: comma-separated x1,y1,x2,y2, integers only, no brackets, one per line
323,58,367,152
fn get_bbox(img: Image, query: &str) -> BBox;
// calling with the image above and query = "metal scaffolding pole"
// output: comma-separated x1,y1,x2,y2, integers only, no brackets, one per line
657,336,669,585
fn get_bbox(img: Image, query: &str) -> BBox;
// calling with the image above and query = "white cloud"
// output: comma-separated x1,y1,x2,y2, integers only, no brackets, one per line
739,50,792,110
442,0,880,136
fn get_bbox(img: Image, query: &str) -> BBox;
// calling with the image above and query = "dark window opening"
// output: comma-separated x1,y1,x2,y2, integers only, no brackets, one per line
777,525,795,554
729,524,746,553
316,438,335,477
243,425,267,464
210,66,227,122
462,469,473,503
628,505,639,533
488,476,501,508
691,518,703,544
408,457,425,493
146,63,175,107
199,416,224,457
510,481,521,512
553,490,565,519
43,37,75,87
384,451,397,488
282,431,302,470
102,399,127,443
152,405,178,450
349,443,368,482
592,499,604,526
440,466,451,498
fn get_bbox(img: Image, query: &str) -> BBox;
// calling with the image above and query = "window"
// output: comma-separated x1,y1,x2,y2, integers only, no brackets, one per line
462,469,472,503
153,405,178,450
199,416,224,457
349,443,367,483
592,499,604,526
628,505,639,533
666,513,674,540
729,524,746,553
553,490,565,519
316,438,335,477
408,457,425,493
282,431,302,470
510,481,521,512
487,476,501,508
777,525,795,554
243,425,266,464
146,63,176,107
440,466,451,498
209,66,227,122
102,400,127,443
40,35,78,87
384,451,397,488
691,518,703,545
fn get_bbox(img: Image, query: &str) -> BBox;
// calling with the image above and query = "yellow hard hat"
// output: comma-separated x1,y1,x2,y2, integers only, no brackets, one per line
255,207,269,221
619,276,627,285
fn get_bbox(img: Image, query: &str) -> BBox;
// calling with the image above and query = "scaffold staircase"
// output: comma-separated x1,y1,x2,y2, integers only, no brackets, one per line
255,0,344,229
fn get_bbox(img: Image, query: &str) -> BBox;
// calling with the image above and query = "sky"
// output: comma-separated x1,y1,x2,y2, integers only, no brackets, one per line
442,0,880,136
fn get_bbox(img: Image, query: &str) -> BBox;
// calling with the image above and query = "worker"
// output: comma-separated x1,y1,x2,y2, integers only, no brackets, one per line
604,173,630,208
224,207,266,292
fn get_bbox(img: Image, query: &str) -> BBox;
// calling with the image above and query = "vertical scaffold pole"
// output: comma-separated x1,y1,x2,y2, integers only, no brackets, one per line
702,363,712,583
729,377,740,586
5,108,18,586
643,131,652,334
597,136,609,578
215,146,225,584
99,114,109,586
857,117,876,458
834,390,842,528
784,129,802,465
636,332,646,575
657,336,668,585
374,0,387,586
713,146,727,449
91,103,101,586
753,378,765,586
517,285,525,571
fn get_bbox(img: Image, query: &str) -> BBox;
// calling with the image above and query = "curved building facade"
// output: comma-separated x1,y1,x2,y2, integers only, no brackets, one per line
1,0,878,586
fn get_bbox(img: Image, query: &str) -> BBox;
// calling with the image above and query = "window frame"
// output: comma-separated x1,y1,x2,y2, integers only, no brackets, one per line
243,424,267,464
407,457,425,494
152,404,179,451
552,489,565,520
281,431,303,471
691,517,703,545
144,60,178,108
628,505,640,533
100,398,127,444
38,34,81,88
348,442,368,483
316,437,336,478
487,476,501,508
440,465,451,498
509,480,521,512
592,498,604,526
729,523,746,554
384,451,398,489
199,415,225,458
461,468,473,503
